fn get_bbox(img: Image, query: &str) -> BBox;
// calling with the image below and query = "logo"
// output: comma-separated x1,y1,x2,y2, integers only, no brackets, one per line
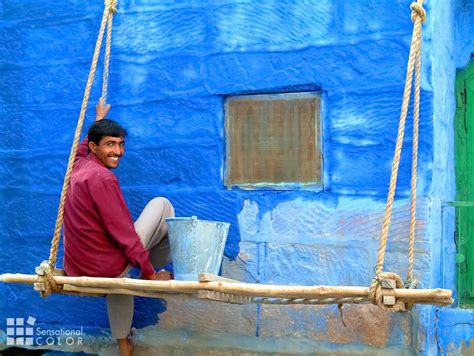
6,317,35,346
5,316,83,346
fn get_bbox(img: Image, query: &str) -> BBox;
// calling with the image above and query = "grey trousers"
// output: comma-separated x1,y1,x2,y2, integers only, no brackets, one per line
106,197,175,339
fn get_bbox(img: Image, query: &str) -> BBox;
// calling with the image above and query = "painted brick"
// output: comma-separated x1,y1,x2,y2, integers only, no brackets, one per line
326,90,434,195
2,284,109,329
259,304,412,349
239,196,432,244
116,144,222,188
211,1,332,52
0,236,55,274
112,57,206,101
1,189,59,238
0,63,98,106
156,294,257,336
0,18,97,65
263,242,376,286
123,329,408,355
0,1,101,21
336,1,411,35
221,242,259,283
0,154,67,189
0,106,82,150
203,39,411,95
436,308,474,355
113,7,209,57
111,96,223,143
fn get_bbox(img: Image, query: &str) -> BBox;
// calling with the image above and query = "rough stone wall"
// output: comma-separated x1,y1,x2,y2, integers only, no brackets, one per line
0,0,465,354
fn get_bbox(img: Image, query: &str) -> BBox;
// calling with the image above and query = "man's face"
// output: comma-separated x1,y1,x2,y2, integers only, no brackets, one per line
89,136,125,169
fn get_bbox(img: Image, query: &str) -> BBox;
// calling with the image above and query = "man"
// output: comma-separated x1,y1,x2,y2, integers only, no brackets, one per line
63,99,174,356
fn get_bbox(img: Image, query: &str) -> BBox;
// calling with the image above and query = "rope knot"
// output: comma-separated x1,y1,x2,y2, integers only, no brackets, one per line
105,0,118,13
369,272,407,312
410,2,426,23
35,260,61,298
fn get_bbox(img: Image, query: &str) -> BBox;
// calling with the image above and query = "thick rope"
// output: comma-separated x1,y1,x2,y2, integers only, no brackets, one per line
374,0,425,277
102,10,114,101
406,2,424,287
407,40,421,285
45,1,116,272
372,1,425,309
252,296,368,305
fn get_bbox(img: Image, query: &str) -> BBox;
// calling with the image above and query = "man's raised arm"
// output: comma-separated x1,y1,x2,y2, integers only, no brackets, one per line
75,99,111,160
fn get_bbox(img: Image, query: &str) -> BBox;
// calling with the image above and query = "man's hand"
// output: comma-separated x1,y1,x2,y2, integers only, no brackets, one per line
147,270,173,281
96,98,111,121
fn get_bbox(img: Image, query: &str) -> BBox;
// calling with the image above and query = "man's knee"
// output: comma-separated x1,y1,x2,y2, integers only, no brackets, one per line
150,197,175,218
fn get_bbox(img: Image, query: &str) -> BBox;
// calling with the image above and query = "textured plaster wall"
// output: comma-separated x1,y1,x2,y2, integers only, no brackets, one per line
0,0,464,355
433,0,474,355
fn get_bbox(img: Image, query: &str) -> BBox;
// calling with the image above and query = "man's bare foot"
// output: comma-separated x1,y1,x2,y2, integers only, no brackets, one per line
118,337,133,356
148,270,173,280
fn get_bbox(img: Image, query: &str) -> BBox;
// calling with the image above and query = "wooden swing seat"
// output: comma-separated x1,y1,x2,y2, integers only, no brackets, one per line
0,271,453,309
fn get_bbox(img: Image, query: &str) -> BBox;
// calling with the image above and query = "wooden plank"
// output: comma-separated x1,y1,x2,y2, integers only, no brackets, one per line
198,273,240,283
54,277,372,298
0,273,453,305
62,284,182,299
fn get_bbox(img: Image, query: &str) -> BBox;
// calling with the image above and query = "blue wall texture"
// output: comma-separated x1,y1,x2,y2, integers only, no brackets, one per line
0,0,473,354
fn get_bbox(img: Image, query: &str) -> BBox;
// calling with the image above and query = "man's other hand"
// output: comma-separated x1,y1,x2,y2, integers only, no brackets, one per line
147,270,173,281
96,98,111,121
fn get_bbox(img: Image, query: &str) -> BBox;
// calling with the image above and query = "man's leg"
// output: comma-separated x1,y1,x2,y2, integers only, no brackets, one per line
106,294,134,356
106,197,174,354
134,197,175,268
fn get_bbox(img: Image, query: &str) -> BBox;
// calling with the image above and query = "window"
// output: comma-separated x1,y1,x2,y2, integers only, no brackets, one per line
225,92,322,189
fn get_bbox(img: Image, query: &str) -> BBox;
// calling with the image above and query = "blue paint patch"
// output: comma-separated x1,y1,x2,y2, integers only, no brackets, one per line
437,308,474,354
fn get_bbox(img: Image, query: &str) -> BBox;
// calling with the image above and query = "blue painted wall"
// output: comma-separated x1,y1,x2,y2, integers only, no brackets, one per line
0,0,472,354
431,0,474,354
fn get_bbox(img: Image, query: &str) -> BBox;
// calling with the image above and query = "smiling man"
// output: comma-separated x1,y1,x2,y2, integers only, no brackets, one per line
88,127,125,169
63,100,174,356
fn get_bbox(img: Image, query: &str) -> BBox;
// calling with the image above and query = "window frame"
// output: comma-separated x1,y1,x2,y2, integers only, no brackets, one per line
224,91,324,191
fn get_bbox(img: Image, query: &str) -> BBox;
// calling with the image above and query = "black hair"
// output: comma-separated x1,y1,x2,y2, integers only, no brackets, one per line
87,119,127,145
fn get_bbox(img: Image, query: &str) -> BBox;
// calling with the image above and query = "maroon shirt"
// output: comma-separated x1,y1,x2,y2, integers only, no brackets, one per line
63,138,154,279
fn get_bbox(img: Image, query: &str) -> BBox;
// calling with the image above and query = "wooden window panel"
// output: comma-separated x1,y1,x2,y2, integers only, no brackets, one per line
225,93,321,188
455,59,474,306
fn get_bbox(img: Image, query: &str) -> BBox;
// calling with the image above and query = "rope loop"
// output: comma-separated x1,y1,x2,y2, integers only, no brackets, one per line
369,272,406,312
405,279,418,289
373,0,425,288
36,260,61,298
105,0,118,13
410,2,426,23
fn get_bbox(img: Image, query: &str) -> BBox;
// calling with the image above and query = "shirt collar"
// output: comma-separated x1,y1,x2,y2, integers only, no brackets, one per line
87,152,107,168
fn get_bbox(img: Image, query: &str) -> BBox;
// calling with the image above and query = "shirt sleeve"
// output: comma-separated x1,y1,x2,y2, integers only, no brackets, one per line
75,137,90,161
90,174,155,278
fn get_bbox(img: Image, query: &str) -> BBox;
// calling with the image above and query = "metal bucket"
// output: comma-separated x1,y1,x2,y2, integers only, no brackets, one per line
166,216,230,281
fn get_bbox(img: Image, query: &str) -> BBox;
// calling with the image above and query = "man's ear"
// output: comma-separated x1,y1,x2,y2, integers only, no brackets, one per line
88,141,97,153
